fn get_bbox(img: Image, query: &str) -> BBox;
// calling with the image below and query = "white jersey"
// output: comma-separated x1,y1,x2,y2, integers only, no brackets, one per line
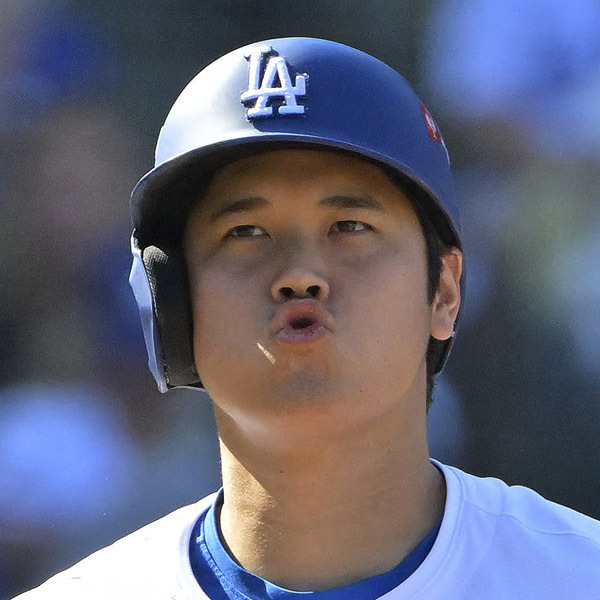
13,462,600,599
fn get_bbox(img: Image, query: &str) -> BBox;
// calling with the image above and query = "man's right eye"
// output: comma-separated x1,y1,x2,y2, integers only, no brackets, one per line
225,225,267,238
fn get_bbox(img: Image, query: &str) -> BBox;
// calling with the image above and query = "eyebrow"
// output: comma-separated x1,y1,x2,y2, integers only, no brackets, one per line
206,197,269,223
319,195,384,212
205,194,384,223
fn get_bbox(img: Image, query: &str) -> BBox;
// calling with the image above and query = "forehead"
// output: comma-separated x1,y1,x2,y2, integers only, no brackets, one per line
197,148,414,210
213,148,381,178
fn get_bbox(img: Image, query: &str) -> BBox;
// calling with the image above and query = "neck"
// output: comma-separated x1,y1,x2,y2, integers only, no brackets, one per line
215,404,445,591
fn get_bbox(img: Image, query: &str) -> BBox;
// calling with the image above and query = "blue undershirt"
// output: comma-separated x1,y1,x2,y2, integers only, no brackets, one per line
189,491,440,600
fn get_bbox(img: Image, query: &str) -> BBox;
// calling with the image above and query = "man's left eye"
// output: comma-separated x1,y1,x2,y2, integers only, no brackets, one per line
330,220,370,233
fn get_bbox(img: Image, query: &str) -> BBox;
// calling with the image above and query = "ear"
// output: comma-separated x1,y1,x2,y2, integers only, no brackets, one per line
430,248,463,341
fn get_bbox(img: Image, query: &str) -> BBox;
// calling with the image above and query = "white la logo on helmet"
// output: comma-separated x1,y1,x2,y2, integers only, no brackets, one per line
241,45,307,118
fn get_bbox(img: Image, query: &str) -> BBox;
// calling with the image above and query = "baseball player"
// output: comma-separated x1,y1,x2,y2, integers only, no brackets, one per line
15,37,600,599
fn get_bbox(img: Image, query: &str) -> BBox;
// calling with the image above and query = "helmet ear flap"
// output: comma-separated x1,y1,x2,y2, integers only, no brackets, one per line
142,245,201,388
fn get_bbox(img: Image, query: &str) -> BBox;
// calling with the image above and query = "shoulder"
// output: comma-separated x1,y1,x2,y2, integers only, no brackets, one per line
12,495,216,600
440,462,600,541
430,462,600,597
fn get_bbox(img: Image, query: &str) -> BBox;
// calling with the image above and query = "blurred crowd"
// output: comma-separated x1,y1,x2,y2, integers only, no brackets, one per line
2,1,600,597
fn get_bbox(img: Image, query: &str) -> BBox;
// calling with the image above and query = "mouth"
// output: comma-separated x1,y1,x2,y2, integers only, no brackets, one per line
290,317,316,329
271,300,334,344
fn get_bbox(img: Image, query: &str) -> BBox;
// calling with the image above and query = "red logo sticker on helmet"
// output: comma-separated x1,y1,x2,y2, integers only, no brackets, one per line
419,101,443,144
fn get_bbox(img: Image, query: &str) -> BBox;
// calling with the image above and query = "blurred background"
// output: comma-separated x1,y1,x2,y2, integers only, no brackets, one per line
2,0,600,596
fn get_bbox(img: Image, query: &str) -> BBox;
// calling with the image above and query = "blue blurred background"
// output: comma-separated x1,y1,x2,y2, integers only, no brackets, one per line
2,1,600,597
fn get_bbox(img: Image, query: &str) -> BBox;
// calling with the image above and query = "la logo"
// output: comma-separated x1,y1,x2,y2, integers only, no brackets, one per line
241,45,307,119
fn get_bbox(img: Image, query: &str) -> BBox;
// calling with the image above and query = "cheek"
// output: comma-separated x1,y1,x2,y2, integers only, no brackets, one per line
187,262,264,374
347,241,429,314
339,249,432,366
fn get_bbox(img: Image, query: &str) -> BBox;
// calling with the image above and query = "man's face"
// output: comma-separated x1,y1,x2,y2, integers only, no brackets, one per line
184,149,450,439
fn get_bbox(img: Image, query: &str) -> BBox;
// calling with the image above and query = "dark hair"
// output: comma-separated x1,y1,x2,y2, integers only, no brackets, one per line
387,174,449,411
417,205,446,411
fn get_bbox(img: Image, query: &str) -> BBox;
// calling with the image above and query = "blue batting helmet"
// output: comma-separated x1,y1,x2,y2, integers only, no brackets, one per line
129,37,463,393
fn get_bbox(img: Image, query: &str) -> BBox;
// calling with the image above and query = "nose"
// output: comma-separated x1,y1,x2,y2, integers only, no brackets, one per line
271,267,330,303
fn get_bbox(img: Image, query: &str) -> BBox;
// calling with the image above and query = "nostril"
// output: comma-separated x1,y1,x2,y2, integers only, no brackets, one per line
280,287,294,299
307,285,320,298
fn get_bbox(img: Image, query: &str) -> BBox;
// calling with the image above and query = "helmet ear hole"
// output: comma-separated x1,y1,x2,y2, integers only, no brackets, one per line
142,245,201,388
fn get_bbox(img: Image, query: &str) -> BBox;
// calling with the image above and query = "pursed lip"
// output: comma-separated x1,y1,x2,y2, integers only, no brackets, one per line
270,299,335,343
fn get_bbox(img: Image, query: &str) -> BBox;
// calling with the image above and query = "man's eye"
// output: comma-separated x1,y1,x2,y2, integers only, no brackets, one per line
330,220,370,233
226,225,267,238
